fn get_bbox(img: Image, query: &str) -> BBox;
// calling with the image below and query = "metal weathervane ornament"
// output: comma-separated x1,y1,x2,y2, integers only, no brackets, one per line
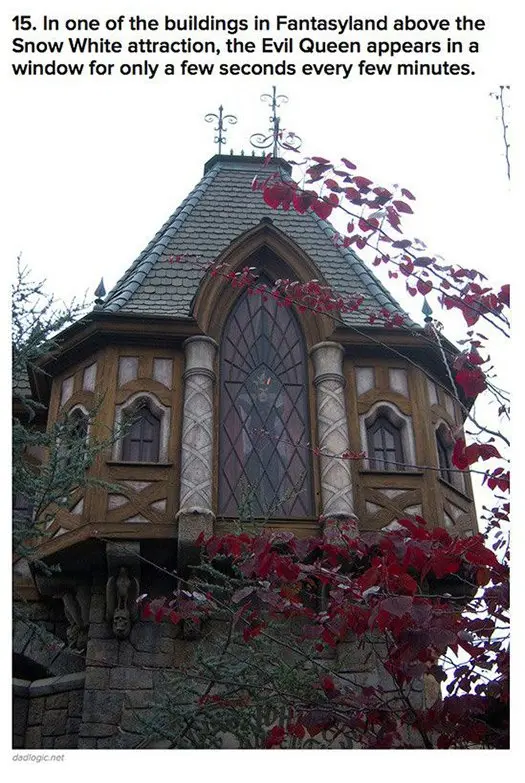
250,85,302,157
205,105,237,155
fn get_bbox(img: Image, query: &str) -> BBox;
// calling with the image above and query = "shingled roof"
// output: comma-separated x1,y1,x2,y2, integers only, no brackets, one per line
101,154,407,327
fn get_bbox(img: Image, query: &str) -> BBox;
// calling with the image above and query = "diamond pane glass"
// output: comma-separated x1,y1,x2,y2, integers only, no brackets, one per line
219,286,313,518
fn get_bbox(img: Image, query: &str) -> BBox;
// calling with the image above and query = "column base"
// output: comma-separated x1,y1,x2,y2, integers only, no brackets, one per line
176,507,215,576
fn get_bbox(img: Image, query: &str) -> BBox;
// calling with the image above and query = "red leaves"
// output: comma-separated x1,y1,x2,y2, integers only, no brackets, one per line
340,157,357,170
393,200,413,214
262,181,293,210
484,468,510,493
416,279,433,296
312,199,333,220
452,438,501,469
455,366,487,398
264,726,285,748
498,283,510,307
321,676,337,696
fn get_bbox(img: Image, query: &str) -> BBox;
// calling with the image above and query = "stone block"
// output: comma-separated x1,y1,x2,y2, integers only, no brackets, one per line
78,737,97,748
48,648,85,676
68,691,84,718
42,709,67,737
124,690,155,709
83,691,123,724
89,593,106,623
87,622,112,639
109,666,153,690
84,667,109,690
97,733,142,749
46,692,69,709
129,621,162,652
12,697,29,736
118,640,135,665
78,723,119,738
86,638,118,664
120,708,150,734
24,726,42,749
27,696,45,726
23,629,63,669
133,651,173,668
159,637,175,655
66,717,81,734
54,735,78,749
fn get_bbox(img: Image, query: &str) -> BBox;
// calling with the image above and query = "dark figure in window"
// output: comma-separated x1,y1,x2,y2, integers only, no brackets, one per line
64,409,89,468
122,405,160,462
367,416,404,471
219,280,313,518
437,429,454,484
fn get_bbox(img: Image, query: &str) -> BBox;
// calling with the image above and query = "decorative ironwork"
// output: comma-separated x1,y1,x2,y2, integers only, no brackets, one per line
250,85,302,157
422,297,433,322
219,279,313,518
94,277,106,306
204,105,237,155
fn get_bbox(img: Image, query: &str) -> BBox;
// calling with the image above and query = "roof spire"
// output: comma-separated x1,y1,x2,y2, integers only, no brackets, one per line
94,277,106,307
422,297,433,322
204,105,237,155
250,85,302,157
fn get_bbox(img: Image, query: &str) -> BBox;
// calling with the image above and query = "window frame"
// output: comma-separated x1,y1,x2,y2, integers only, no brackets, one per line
360,402,416,473
113,392,170,464
217,279,315,520
121,402,161,463
366,415,405,471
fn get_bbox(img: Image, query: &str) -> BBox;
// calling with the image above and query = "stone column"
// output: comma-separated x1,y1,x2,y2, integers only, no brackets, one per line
177,336,218,568
310,342,358,537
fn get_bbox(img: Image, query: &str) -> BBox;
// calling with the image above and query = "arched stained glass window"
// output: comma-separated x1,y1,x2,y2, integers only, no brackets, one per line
219,284,313,518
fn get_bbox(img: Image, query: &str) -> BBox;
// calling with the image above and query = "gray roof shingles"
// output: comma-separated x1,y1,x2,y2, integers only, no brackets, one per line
102,156,407,327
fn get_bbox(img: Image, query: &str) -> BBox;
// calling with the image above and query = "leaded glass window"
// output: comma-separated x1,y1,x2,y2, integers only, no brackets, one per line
219,284,313,518
367,416,404,471
122,403,160,462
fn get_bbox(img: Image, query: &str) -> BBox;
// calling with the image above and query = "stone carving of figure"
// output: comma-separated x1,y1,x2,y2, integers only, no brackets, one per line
62,585,90,651
106,566,140,639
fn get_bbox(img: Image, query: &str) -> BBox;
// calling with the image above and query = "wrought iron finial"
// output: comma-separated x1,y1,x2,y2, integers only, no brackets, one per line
250,85,302,157
204,105,237,155
422,297,433,322
94,277,106,307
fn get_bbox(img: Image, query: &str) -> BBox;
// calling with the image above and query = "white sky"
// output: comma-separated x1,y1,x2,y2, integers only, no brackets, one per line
3,0,520,775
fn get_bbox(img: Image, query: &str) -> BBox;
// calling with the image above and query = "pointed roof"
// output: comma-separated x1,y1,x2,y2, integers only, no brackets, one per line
101,154,407,327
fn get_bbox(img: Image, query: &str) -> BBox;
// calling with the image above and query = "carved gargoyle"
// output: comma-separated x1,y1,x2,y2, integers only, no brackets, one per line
106,566,140,639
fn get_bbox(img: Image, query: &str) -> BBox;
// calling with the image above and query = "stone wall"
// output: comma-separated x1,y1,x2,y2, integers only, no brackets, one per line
13,673,85,749
78,578,193,749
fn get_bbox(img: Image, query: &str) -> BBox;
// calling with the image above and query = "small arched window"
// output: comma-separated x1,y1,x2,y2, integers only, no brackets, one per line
121,401,161,462
366,415,405,471
68,408,89,442
436,423,465,491
436,429,452,484
62,407,89,468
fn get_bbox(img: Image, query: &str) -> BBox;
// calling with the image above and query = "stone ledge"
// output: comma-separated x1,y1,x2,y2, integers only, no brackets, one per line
13,678,31,697
28,672,86,697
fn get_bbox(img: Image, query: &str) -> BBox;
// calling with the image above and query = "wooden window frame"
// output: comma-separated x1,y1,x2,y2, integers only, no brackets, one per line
366,415,405,471
121,402,161,463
